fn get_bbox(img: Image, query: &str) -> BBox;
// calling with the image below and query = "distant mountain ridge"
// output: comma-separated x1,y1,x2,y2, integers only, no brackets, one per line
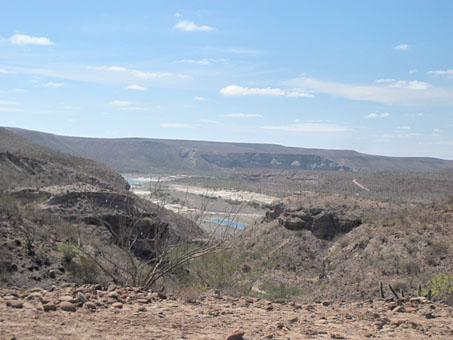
7,127,453,173
0,127,129,191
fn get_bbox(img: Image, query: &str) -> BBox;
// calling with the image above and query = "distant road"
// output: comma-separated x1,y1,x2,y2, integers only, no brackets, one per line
353,179,371,192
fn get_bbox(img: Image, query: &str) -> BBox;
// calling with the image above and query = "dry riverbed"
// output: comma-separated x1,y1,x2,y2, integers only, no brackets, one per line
124,174,278,235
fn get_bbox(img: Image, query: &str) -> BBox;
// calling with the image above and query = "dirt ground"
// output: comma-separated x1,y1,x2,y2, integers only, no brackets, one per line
2,285,453,340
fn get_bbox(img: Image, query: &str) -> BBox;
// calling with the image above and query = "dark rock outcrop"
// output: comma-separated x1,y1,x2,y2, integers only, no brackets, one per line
266,195,362,240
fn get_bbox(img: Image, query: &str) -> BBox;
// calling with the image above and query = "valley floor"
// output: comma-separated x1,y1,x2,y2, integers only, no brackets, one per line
2,285,453,340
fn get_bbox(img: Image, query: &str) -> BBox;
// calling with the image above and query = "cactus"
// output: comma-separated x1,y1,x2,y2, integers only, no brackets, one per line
388,283,400,300
379,281,385,299
418,284,422,297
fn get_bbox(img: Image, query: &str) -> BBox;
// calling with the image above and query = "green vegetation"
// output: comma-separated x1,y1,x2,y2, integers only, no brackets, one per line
185,249,244,292
428,273,453,305
68,255,100,284
57,242,79,263
224,198,242,205
263,281,307,301
173,175,241,190
327,247,340,258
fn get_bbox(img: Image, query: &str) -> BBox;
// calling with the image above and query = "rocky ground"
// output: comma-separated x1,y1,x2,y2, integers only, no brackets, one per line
2,284,453,340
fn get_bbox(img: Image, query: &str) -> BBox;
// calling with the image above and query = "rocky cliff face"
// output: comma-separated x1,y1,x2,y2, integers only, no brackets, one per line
229,193,453,302
266,200,362,240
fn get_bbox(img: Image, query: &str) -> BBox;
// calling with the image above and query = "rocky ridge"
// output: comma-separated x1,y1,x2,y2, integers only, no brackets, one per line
0,128,204,289
230,193,453,302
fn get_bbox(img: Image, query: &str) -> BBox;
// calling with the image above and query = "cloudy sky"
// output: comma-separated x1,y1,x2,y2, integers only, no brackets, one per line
1,1,453,159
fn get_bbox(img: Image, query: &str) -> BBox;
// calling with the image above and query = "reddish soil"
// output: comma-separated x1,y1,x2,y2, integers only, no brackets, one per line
2,285,453,340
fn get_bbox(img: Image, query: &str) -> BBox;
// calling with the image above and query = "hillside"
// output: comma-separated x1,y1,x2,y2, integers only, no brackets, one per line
195,193,453,303
8,127,453,172
0,127,129,192
0,128,205,289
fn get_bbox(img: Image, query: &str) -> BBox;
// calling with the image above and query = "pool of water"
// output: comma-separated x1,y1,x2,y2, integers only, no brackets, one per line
208,218,248,230
125,178,149,185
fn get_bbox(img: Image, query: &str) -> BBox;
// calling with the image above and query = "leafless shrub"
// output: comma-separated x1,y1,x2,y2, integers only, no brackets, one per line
72,190,233,290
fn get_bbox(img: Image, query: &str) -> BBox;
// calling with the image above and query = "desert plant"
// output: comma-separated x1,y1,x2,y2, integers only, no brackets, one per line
427,273,453,305
58,242,79,263
68,255,101,283
71,191,233,290
186,249,243,291
264,281,304,301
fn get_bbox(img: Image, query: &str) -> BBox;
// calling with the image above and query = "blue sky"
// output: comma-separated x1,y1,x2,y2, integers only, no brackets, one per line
1,1,453,159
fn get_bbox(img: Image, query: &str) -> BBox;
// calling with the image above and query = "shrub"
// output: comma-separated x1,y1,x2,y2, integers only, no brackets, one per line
224,199,242,205
68,255,100,283
426,241,449,266
188,250,242,290
57,242,79,263
327,247,340,258
428,273,453,305
401,260,420,275
264,281,304,301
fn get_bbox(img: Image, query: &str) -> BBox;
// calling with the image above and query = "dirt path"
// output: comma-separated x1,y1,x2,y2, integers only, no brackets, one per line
353,179,371,192
2,285,453,340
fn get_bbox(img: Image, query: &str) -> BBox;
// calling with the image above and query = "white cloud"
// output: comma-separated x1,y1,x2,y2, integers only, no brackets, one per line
160,123,192,128
0,107,24,112
0,68,15,74
10,34,54,46
427,69,453,79
63,106,73,110
221,85,314,98
433,128,441,133
391,80,430,90
109,100,131,107
177,59,210,65
285,76,453,105
0,107,49,114
375,78,429,89
126,84,147,91
287,91,314,98
226,113,263,118
394,44,410,51
174,20,214,32
261,123,349,133
221,85,285,96
409,69,418,74
43,82,66,88
416,113,424,117
397,126,411,130
175,12,182,17
366,113,390,119
118,107,145,111
89,66,175,79
0,100,18,105
375,78,396,83
194,96,207,101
